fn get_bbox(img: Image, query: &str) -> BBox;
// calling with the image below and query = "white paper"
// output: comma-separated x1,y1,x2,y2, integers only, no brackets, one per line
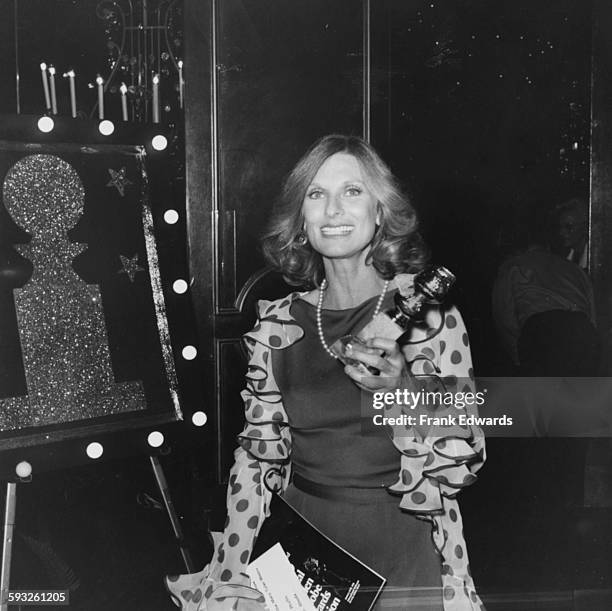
247,543,317,611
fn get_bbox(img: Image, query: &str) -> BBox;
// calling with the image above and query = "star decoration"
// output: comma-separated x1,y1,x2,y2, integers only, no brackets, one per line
106,167,133,197
118,254,144,282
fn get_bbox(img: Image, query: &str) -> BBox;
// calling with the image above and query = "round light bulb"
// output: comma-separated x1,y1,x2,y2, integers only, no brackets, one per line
86,442,104,459
173,279,188,294
99,119,115,136
37,116,54,133
163,209,179,224
16,461,32,478
147,431,164,448
182,345,197,361
192,411,208,427
152,135,168,151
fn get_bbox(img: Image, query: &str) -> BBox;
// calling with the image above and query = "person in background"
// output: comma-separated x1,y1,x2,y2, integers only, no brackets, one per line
492,218,598,376
554,197,589,270
492,213,600,512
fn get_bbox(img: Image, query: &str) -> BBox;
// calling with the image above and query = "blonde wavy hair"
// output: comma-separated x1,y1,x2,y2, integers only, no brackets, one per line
261,134,428,287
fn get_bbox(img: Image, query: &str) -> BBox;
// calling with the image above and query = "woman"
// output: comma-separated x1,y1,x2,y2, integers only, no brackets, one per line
166,135,486,610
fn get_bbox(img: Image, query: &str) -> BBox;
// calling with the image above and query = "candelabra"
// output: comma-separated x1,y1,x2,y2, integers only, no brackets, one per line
96,0,184,123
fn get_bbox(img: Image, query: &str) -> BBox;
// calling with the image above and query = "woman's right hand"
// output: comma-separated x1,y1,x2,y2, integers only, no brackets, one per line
204,583,267,610
166,569,266,611
343,337,419,394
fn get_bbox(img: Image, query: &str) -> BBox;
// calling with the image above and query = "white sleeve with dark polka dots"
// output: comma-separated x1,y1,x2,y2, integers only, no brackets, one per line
200,323,292,608
437,305,475,393
390,304,487,610
205,447,267,583
165,450,277,609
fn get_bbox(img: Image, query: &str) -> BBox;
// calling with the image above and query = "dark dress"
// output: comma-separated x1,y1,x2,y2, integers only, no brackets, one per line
274,294,444,610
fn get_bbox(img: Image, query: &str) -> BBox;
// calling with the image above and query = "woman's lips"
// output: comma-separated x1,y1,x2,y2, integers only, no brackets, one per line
320,225,354,236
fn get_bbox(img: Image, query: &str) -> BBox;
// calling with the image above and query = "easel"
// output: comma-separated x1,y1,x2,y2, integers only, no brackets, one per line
0,118,198,609
149,455,196,573
0,457,195,610
0,484,16,611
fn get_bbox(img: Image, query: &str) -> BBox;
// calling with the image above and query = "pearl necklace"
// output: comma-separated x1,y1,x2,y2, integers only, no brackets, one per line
316,278,391,358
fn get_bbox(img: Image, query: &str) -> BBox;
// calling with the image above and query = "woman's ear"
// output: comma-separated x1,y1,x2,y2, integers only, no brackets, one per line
375,206,381,226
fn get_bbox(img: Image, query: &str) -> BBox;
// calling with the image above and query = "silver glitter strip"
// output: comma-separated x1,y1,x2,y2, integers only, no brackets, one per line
137,149,183,420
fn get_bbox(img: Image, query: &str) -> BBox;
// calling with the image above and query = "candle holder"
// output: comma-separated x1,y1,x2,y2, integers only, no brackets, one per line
95,0,184,123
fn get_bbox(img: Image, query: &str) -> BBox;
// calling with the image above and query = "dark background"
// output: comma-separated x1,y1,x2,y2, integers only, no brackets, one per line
1,1,611,609
371,0,592,376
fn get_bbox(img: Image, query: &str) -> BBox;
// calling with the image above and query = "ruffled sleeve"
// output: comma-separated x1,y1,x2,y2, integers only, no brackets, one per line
387,304,487,610
198,296,303,608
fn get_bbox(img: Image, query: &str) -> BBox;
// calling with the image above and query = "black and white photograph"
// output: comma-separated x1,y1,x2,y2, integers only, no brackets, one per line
1,1,611,610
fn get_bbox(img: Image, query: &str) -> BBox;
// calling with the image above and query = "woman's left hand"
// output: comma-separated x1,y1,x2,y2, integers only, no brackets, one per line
344,337,413,393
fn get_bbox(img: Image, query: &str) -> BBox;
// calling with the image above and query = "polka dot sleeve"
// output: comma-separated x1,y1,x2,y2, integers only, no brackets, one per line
199,303,296,608
432,306,487,610
387,304,487,610
437,305,476,394
388,304,485,506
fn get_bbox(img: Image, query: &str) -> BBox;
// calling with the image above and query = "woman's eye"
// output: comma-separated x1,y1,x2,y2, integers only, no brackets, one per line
346,187,362,196
307,189,324,199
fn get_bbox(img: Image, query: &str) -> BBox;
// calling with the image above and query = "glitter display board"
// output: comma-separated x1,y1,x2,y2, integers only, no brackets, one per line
0,142,181,448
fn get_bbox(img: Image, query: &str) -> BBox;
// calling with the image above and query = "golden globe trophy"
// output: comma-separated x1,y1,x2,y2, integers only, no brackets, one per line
330,265,456,371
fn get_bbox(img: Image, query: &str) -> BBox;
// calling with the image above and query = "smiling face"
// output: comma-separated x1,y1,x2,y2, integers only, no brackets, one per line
302,152,379,263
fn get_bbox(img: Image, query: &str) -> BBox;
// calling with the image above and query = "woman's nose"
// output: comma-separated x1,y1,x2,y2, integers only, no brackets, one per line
325,193,343,217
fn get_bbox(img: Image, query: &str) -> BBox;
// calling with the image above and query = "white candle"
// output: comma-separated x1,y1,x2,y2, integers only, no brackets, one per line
96,75,104,120
65,70,77,118
178,60,184,109
120,83,128,121
152,74,160,123
48,66,57,115
40,62,51,110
